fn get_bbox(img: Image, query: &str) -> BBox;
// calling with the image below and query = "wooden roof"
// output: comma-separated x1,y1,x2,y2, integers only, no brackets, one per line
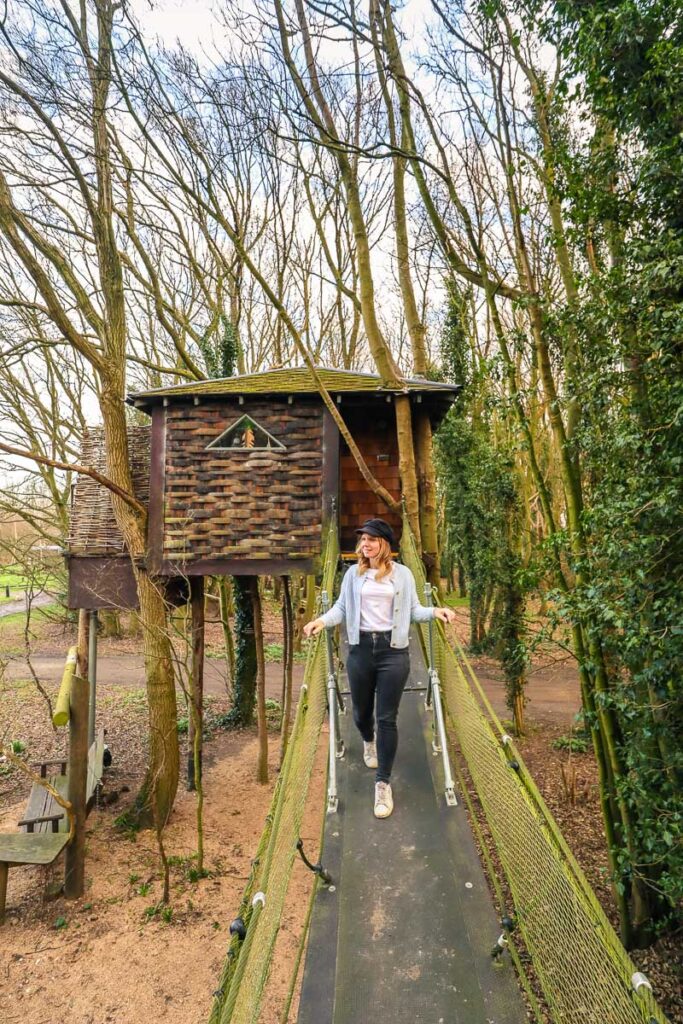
128,366,459,411
68,426,151,557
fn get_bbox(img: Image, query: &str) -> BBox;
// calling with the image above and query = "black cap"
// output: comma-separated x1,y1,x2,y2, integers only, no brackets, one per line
355,518,396,548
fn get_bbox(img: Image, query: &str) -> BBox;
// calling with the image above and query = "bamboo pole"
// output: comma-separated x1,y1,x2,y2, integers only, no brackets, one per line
88,610,98,747
53,646,77,728
279,576,294,765
251,578,268,785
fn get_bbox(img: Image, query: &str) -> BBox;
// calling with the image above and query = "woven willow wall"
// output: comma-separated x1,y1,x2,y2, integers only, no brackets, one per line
68,425,151,556
162,398,324,562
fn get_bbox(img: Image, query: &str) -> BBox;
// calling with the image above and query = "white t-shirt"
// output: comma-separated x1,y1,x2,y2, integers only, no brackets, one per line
359,568,394,631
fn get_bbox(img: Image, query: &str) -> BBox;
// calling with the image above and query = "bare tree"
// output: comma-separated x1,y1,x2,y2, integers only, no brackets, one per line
0,0,179,825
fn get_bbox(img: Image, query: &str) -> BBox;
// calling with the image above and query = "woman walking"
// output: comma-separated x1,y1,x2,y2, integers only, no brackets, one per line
303,519,456,819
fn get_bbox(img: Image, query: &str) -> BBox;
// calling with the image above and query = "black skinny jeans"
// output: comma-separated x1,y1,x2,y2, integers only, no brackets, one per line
346,631,411,784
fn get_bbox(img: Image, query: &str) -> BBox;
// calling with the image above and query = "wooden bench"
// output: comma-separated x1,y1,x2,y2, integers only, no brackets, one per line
0,834,70,923
19,762,69,834
0,730,105,922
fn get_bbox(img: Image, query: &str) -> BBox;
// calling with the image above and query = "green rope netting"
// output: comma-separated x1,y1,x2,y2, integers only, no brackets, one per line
400,518,669,1024
208,518,339,1024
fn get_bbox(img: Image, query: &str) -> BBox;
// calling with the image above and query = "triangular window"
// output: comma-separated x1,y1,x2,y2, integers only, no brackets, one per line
206,415,285,451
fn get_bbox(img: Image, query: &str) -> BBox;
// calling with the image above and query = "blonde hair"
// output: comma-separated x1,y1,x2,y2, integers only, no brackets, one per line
355,536,393,581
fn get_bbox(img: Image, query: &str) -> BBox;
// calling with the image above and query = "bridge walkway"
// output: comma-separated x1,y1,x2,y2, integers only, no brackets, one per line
297,632,526,1024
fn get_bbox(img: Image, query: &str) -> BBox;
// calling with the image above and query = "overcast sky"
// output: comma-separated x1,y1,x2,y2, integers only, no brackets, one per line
132,0,433,56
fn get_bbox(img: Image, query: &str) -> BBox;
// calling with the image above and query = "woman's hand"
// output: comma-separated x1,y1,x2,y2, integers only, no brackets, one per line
434,607,457,625
303,618,325,638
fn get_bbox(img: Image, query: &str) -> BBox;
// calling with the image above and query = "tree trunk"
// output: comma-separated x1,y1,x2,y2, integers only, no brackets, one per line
227,576,257,727
65,610,89,899
413,411,440,587
457,559,467,598
219,576,236,699
98,609,121,638
251,578,268,784
132,571,180,826
277,0,423,543
395,396,422,546
279,575,294,764
92,2,180,828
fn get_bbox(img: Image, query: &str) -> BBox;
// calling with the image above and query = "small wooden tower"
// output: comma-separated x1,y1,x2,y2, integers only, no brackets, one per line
66,367,458,789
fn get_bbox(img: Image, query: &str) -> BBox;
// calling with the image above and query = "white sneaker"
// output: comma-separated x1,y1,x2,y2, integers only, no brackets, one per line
363,738,378,769
374,781,393,818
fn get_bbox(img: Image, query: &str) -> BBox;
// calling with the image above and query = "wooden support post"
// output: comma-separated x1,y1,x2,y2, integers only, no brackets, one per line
88,610,98,748
0,863,8,924
187,577,205,792
65,610,89,899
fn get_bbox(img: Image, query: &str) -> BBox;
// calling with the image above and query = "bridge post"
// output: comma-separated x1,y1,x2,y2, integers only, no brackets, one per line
424,585,457,808
322,591,344,813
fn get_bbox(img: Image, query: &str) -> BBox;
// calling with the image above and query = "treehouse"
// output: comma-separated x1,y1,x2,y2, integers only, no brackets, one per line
67,367,458,608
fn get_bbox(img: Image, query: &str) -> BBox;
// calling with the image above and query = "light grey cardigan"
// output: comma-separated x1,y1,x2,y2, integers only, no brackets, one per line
319,562,435,649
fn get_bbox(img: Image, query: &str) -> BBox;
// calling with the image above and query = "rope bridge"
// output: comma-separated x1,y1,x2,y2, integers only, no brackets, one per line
400,522,668,1024
207,514,669,1024
208,517,338,1024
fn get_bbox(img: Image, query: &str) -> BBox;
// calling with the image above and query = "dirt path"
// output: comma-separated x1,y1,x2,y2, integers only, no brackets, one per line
5,653,307,703
5,648,581,723
465,655,581,724
0,592,54,618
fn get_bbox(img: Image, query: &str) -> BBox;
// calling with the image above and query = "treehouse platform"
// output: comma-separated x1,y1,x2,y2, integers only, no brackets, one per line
67,367,459,608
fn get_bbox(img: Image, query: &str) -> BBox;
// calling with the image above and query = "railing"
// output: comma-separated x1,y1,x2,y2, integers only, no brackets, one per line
320,588,346,813
207,515,340,1024
400,519,669,1024
421,582,457,807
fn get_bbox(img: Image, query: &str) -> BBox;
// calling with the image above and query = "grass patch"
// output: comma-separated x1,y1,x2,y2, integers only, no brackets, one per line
0,678,36,695
111,689,147,712
143,901,173,924
0,603,61,646
265,697,282,730
207,641,306,662
552,733,589,753
264,641,307,662
0,571,61,605
113,810,141,838
443,592,470,608
167,853,196,868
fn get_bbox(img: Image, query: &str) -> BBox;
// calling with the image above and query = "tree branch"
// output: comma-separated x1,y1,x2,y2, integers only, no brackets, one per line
0,441,146,517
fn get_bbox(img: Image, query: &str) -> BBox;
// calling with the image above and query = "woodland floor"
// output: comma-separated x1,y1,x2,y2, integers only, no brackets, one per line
0,602,680,1024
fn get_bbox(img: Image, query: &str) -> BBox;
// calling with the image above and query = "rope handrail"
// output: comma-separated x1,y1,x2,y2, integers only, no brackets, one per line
400,516,669,1024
